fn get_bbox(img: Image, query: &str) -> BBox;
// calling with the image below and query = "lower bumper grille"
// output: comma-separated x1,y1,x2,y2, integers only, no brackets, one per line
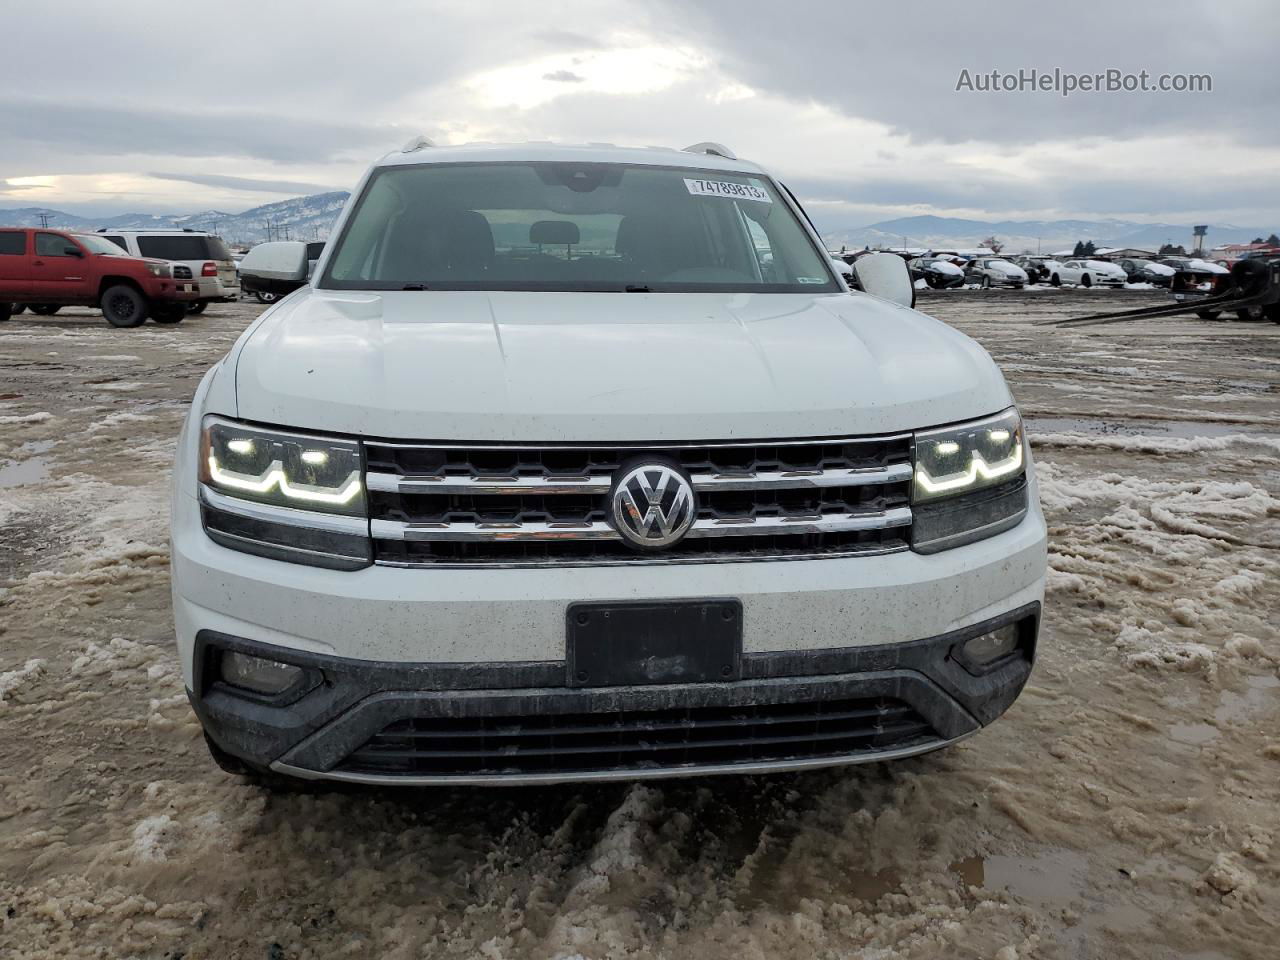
336,696,938,777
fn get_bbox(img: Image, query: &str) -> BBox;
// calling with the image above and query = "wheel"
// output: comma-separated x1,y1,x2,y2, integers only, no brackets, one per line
1195,310,1221,320
0,303,10,323
1236,307,1264,322
1080,275,1092,288
255,291,278,304
10,303,26,315
187,301,208,315
30,304,62,316
100,285,148,328
1050,274,1061,287
981,275,991,289
1266,303,1280,325
151,303,186,324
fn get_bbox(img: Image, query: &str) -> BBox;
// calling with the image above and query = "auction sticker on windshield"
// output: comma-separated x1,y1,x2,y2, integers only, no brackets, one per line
684,178,771,203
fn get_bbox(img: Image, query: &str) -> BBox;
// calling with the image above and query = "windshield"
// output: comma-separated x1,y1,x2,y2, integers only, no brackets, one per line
322,162,838,293
74,234,132,256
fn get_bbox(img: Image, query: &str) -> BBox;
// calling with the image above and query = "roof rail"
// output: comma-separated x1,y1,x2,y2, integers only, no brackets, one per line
682,141,737,161
401,135,436,154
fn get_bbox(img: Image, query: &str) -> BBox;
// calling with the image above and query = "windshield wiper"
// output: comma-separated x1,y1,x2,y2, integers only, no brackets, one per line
623,284,652,292
401,283,430,291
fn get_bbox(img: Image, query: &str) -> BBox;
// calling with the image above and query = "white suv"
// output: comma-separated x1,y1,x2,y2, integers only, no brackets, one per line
97,229,240,312
170,139,1047,786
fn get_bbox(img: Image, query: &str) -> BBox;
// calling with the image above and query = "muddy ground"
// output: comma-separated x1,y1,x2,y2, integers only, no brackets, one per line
0,290,1277,959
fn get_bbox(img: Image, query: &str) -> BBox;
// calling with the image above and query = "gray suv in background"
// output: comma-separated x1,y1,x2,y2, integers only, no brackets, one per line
97,230,240,314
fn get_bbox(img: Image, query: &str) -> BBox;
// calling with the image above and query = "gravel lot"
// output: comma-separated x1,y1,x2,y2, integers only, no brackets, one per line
1,290,1277,959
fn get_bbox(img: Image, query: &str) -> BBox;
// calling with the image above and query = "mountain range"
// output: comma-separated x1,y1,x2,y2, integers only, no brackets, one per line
1,194,1273,255
0,192,351,246
823,215,1277,255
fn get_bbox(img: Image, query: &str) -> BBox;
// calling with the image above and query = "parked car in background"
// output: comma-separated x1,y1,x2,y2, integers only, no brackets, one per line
909,256,965,289
1048,259,1126,288
238,240,325,303
0,228,198,326
965,258,1028,288
1010,256,1059,285
97,229,239,314
1115,258,1176,287
1164,257,1232,319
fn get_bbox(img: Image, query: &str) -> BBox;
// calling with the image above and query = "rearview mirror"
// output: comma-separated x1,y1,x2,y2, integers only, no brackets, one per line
238,241,309,283
852,253,914,308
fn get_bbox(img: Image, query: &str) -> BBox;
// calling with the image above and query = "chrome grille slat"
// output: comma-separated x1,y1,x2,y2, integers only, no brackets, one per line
365,435,913,565
371,507,912,543
365,461,912,496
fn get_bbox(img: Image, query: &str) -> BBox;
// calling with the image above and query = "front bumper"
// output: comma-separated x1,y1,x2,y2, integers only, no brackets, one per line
190,602,1040,785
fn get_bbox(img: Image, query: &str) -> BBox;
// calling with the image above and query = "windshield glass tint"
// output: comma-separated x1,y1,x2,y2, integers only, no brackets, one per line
323,162,838,292
136,235,230,261
74,234,131,256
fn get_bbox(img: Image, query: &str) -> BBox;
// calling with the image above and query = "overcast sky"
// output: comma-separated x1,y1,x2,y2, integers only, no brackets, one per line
3,0,1278,229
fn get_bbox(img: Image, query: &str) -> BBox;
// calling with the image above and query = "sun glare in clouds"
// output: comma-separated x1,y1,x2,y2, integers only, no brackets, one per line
467,44,707,110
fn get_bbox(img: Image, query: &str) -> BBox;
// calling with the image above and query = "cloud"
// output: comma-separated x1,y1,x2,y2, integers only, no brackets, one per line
149,172,339,194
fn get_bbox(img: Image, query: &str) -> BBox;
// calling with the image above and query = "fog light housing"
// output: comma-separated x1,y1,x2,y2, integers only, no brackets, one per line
954,623,1020,674
220,650,304,696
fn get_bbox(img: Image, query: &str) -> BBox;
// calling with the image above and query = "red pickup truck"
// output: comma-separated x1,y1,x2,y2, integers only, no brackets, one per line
0,228,199,327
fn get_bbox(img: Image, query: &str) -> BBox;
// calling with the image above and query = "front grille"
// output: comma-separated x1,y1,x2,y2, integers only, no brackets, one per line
366,436,913,566
336,696,937,777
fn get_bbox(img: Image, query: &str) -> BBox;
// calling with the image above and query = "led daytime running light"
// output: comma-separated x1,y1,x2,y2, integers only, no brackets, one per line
915,441,1023,496
207,455,362,505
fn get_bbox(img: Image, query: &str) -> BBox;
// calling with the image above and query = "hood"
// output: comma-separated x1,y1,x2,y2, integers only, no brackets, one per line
231,290,1012,442
991,263,1028,280
927,261,964,276
1144,262,1176,276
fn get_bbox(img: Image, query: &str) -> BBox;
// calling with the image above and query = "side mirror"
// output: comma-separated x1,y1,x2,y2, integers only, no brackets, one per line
852,252,914,308
238,240,309,283
63,245,84,258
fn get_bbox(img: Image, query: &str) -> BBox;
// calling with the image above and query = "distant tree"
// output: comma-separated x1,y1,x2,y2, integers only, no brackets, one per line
981,235,1004,254
1268,233,1280,246
1072,240,1097,257
1252,237,1265,244
1072,241,1084,257
1158,243,1186,256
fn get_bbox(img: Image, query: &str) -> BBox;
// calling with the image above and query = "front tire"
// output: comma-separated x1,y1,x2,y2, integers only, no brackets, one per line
1080,274,1092,288
1196,310,1221,320
10,303,26,315
30,304,62,316
981,275,991,289
0,303,11,323
100,285,148,328
1051,274,1061,287
151,303,186,324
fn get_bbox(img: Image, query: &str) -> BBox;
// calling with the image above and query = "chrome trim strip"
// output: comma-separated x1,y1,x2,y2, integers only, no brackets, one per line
269,731,967,786
199,484,368,535
365,462,911,496
364,432,912,452
373,542,910,568
366,472,611,495
690,462,912,490
371,507,912,543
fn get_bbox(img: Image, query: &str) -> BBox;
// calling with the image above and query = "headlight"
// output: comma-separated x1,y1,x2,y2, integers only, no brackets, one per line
911,408,1029,553
147,262,171,278
198,417,370,569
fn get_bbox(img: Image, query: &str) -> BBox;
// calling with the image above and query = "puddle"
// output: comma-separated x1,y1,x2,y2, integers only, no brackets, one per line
1169,722,1220,746
1215,674,1280,726
949,847,1090,906
1027,416,1273,440
0,456,50,488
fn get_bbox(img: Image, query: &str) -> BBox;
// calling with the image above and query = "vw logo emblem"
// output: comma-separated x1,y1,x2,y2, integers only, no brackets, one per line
610,462,696,549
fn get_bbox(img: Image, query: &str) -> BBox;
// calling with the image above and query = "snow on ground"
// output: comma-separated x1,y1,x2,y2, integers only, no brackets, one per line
0,293,1276,959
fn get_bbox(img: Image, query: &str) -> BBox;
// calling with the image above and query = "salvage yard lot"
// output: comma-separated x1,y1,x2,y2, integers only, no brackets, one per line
0,290,1277,959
